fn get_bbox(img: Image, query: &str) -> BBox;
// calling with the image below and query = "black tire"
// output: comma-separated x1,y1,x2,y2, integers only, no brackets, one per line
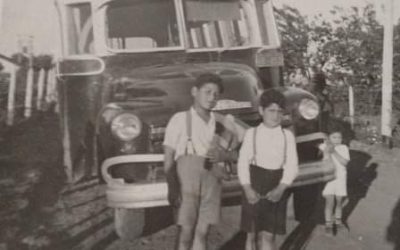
72,122,96,182
114,208,145,240
94,134,108,183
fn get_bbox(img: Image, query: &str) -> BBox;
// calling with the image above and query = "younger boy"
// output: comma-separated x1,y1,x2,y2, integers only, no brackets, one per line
320,126,350,234
163,73,241,250
238,89,299,250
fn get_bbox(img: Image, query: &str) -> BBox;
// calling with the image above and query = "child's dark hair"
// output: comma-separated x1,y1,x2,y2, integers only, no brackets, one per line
194,73,224,93
326,121,344,135
259,89,286,109
323,118,353,145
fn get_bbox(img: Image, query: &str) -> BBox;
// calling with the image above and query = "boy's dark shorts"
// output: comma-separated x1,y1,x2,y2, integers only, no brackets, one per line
241,165,289,234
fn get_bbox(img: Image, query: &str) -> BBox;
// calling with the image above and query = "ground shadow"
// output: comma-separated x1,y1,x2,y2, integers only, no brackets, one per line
386,198,400,250
219,231,246,250
280,184,325,250
343,151,377,224
279,149,374,249
142,206,175,236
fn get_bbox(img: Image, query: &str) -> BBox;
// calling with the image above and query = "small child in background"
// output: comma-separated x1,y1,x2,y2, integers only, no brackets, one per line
320,126,350,234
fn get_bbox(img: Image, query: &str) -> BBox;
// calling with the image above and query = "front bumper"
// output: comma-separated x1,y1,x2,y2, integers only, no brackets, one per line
102,151,334,209
101,154,243,209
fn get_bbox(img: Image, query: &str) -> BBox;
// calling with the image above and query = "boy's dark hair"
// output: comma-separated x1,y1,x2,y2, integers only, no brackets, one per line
259,89,286,109
194,73,224,93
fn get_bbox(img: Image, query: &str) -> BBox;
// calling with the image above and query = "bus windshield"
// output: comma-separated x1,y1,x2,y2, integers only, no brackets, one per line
105,0,182,50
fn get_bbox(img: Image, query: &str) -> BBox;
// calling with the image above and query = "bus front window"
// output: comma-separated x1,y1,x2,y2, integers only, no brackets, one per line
105,0,181,51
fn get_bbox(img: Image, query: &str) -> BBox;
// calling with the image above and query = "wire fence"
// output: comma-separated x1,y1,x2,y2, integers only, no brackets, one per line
0,63,58,127
327,83,400,145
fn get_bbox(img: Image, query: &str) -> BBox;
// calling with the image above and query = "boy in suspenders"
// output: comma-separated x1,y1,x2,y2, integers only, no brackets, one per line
238,89,299,250
163,73,241,250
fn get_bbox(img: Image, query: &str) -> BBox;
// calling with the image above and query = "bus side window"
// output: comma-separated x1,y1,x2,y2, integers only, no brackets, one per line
255,0,280,47
65,3,94,55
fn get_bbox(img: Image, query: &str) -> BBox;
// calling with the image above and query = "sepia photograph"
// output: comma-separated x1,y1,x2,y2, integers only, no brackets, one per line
0,0,399,249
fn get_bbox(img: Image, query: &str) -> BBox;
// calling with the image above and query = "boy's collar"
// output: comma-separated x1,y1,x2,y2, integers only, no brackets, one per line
190,106,215,121
259,123,281,130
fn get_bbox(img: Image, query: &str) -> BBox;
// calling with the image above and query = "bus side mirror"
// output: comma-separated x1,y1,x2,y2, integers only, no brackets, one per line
56,55,104,76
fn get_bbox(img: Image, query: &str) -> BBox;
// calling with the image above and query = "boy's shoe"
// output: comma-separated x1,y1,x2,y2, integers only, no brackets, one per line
325,224,334,235
335,219,346,231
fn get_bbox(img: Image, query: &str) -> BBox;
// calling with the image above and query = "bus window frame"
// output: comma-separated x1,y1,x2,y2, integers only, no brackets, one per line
101,0,187,53
57,0,282,56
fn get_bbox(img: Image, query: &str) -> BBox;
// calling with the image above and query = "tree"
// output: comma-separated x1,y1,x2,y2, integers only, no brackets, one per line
274,5,310,73
275,4,394,117
309,5,384,88
275,4,385,86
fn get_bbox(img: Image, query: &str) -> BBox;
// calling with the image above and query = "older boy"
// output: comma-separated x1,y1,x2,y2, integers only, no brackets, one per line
163,73,241,250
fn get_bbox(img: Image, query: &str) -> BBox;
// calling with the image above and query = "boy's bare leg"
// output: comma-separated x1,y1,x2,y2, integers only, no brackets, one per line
192,220,210,250
177,225,194,250
245,232,256,250
258,231,276,250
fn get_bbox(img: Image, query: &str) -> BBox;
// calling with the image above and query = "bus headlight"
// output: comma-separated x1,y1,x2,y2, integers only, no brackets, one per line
298,98,319,120
111,113,142,141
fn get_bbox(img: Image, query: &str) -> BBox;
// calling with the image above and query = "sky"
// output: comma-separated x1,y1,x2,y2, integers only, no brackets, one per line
273,0,400,23
0,0,61,56
274,0,372,15
0,0,399,56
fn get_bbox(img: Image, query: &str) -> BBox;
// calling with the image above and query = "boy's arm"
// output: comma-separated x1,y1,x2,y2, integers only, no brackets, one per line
207,114,243,163
279,130,299,186
238,129,259,204
164,145,180,207
163,145,175,174
163,114,182,207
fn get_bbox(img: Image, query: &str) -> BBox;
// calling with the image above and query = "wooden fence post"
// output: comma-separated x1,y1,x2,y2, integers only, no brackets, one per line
24,63,34,118
45,67,58,112
6,65,17,126
348,81,355,129
36,68,45,111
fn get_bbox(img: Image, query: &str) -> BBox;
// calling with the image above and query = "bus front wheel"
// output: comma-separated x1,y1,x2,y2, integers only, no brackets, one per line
114,208,145,240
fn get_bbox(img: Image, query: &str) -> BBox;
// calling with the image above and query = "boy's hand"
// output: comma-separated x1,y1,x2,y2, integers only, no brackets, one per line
167,177,182,207
244,185,260,204
266,183,288,202
168,188,181,208
206,147,230,163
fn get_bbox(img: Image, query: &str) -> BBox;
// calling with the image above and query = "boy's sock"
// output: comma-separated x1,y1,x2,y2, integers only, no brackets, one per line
325,221,334,234
335,217,344,228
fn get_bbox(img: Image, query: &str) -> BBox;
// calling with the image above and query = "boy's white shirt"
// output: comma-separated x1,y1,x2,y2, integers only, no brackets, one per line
237,124,299,186
163,107,245,160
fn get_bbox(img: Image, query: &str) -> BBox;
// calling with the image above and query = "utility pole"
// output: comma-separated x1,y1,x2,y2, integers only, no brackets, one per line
0,0,3,34
381,0,394,147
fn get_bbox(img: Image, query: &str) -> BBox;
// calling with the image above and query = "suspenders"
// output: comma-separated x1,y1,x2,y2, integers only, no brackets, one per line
250,126,287,168
184,110,197,155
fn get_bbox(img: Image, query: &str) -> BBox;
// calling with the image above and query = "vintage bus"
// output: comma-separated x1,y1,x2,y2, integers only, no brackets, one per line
55,0,333,239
